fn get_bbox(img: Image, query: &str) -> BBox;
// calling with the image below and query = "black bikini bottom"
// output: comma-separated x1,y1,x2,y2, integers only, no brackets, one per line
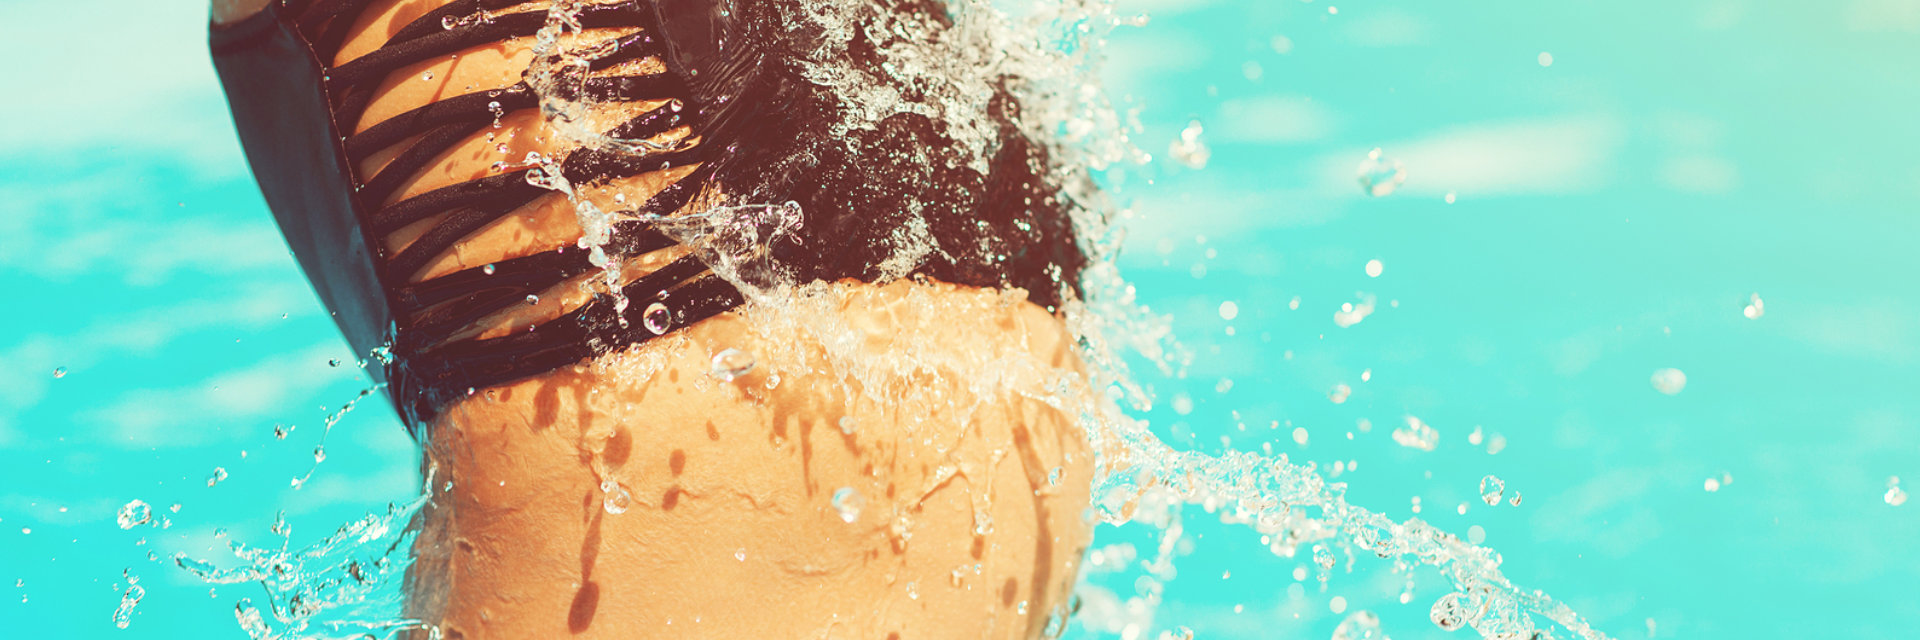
210,0,1085,433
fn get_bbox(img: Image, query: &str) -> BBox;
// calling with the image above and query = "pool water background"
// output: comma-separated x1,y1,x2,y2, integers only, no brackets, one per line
2,0,1917,637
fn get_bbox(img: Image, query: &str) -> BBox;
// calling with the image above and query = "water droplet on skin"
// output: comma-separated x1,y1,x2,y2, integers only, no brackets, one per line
482,264,497,275
734,549,747,561
601,480,632,514
1479,475,1505,506
1356,148,1407,197
525,294,540,306
421,71,435,81
837,416,858,434
1016,600,1030,615
1048,467,1063,486
116,500,151,529
1168,120,1210,169
52,367,67,379
643,302,672,335
832,487,864,523
1743,292,1765,319
1651,368,1687,395
206,467,228,488
709,349,756,381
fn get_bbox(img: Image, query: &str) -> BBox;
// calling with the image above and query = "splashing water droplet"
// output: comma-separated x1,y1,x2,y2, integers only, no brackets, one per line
1329,383,1352,404
832,487,865,523
1651,368,1687,395
1479,475,1505,506
1168,120,1210,169
1430,592,1469,630
116,500,151,529
1743,292,1765,319
1364,259,1384,278
709,349,756,381
1332,610,1387,640
643,302,672,335
206,467,228,488
1508,491,1523,507
1357,148,1407,197
1704,477,1721,492
52,367,67,379
1887,477,1908,506
113,581,144,629
1391,416,1440,451
1312,544,1336,570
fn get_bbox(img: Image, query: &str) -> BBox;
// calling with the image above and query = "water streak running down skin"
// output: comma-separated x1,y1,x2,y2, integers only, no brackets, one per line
162,0,1618,638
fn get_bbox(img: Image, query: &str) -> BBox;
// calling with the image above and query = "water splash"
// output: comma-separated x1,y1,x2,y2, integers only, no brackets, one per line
1357,148,1407,197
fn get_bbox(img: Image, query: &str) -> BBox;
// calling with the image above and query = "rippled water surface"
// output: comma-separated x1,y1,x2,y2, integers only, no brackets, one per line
3,0,1918,638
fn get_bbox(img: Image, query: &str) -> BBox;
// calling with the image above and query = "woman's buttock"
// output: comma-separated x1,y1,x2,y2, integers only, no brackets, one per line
302,1,1095,637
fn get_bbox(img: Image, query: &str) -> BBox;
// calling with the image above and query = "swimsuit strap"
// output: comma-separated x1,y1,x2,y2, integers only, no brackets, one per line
214,0,744,427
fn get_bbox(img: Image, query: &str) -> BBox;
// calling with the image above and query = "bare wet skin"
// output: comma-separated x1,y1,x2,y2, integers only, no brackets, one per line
216,0,1097,637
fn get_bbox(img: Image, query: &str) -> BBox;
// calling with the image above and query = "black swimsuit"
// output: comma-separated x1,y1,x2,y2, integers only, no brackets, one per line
210,0,1085,431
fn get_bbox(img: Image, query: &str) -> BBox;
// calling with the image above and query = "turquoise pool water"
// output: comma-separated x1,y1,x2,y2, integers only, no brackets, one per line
3,0,1916,637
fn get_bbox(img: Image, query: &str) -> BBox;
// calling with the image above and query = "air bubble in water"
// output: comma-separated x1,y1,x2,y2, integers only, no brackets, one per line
1168,120,1210,169
1329,383,1351,404
1743,293,1765,319
602,480,632,515
206,467,228,488
709,349,756,381
1888,477,1908,507
1332,610,1387,640
1651,368,1687,395
1357,148,1407,197
52,367,67,379
1391,416,1439,451
1430,592,1468,630
1365,259,1384,278
643,302,672,335
116,500,151,529
1479,475,1505,506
